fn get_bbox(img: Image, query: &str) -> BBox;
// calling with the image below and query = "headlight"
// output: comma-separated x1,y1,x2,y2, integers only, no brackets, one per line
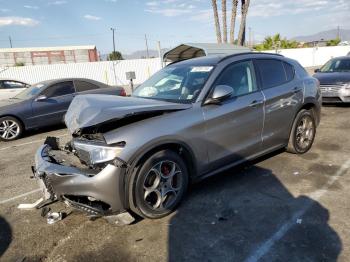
73,140,124,165
341,83,350,96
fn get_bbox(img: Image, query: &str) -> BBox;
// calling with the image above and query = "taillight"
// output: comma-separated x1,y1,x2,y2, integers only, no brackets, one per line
119,88,126,96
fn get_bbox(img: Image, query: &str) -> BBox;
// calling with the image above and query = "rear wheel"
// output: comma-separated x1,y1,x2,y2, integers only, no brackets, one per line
131,150,188,219
0,116,23,141
286,109,316,154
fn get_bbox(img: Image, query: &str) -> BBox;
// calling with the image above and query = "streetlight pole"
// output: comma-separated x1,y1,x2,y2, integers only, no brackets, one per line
110,27,116,54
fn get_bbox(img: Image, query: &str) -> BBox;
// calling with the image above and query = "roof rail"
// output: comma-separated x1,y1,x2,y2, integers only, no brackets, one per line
219,52,284,63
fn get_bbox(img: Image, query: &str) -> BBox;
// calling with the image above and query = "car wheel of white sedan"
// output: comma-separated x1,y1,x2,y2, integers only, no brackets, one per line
0,116,23,141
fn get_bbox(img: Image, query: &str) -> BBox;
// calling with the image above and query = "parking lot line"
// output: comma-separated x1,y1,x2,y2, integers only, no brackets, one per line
244,159,350,262
0,188,40,205
0,134,68,151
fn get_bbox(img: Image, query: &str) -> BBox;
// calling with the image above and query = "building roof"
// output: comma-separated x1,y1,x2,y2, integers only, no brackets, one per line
0,45,96,53
163,43,251,62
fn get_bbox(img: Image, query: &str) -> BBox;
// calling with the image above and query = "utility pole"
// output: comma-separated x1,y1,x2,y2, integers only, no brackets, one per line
248,27,252,48
157,41,163,68
8,36,12,48
144,34,150,59
110,27,116,54
337,26,341,40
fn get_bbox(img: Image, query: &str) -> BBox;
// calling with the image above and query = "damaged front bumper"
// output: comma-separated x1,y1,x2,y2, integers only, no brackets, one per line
31,143,127,216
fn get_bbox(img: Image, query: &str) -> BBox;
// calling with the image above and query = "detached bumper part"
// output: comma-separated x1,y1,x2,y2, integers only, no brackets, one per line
33,143,128,218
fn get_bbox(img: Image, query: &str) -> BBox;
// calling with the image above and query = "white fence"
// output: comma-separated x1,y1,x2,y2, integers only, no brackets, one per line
0,58,163,86
1,46,350,86
263,45,350,68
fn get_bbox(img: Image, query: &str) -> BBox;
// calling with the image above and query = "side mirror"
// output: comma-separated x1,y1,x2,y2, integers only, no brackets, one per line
35,95,47,102
314,68,320,73
204,85,233,105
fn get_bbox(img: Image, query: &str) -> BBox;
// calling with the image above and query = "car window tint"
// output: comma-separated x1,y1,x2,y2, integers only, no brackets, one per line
2,81,26,89
256,59,287,89
75,80,100,92
215,60,257,97
42,81,75,98
283,62,295,82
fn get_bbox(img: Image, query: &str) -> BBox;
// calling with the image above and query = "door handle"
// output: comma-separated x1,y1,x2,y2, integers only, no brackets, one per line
249,100,264,107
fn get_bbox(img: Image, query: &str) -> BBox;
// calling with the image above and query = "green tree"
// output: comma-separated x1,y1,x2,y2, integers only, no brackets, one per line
326,38,341,46
108,51,123,61
254,34,300,51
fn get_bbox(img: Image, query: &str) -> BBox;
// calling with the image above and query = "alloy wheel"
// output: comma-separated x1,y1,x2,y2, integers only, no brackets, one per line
143,160,183,211
0,120,20,140
295,115,314,150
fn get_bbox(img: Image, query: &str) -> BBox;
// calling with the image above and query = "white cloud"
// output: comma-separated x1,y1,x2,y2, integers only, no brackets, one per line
84,14,102,21
145,8,192,17
146,1,158,6
24,5,39,10
0,8,10,13
145,1,197,17
48,0,67,5
0,16,39,27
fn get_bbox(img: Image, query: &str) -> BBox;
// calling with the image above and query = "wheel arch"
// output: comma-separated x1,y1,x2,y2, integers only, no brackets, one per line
124,140,197,215
0,114,25,130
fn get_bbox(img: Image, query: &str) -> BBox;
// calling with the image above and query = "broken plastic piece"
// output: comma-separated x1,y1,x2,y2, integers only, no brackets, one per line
104,212,135,226
293,171,300,176
296,218,302,224
47,212,63,224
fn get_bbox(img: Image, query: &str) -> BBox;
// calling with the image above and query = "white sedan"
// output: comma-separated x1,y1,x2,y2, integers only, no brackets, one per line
0,80,30,100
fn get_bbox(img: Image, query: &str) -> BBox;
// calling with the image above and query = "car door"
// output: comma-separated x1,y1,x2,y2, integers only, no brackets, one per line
0,80,27,100
30,81,75,126
202,60,265,171
254,59,304,150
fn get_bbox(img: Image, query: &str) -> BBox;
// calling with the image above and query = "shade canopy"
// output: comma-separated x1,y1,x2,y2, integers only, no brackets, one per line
163,43,251,63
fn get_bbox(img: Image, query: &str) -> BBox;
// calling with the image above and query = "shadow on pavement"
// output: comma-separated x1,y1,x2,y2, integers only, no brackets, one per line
168,163,342,262
0,216,12,258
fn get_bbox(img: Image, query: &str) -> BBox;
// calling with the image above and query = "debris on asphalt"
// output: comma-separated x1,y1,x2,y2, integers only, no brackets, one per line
296,218,303,224
41,207,51,218
293,171,300,176
47,212,63,224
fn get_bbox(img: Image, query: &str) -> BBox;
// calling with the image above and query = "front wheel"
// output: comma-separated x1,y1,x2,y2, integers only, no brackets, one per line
131,150,189,219
0,116,23,141
286,109,316,154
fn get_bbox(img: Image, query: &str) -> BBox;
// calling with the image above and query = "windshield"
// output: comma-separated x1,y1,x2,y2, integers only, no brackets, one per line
14,83,46,100
132,65,214,103
320,58,350,72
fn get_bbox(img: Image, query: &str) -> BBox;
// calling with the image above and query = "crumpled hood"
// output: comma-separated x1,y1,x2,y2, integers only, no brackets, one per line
65,94,192,134
313,72,350,85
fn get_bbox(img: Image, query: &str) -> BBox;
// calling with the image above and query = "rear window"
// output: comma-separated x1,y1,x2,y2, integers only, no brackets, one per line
255,59,291,89
75,80,101,92
283,62,295,82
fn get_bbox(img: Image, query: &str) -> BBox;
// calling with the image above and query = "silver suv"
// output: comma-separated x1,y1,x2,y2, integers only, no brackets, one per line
30,53,321,222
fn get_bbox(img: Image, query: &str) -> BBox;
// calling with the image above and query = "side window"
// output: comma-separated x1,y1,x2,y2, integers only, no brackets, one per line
283,62,295,81
215,60,257,97
42,81,75,98
75,80,100,92
255,59,287,89
3,81,27,89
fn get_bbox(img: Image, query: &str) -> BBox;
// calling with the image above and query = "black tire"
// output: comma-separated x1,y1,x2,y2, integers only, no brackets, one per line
130,150,189,219
0,116,23,141
286,109,316,154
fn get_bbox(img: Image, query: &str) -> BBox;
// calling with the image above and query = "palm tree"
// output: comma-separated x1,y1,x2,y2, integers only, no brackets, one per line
229,0,238,44
237,0,250,46
222,0,227,43
211,0,222,43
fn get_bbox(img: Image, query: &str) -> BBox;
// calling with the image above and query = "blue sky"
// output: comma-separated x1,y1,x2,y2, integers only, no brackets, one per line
0,0,349,55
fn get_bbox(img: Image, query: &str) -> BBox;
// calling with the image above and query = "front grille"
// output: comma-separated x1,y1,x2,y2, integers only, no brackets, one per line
320,83,346,96
322,97,343,103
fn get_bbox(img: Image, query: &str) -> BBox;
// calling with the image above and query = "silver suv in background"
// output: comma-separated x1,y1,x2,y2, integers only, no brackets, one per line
30,53,321,222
